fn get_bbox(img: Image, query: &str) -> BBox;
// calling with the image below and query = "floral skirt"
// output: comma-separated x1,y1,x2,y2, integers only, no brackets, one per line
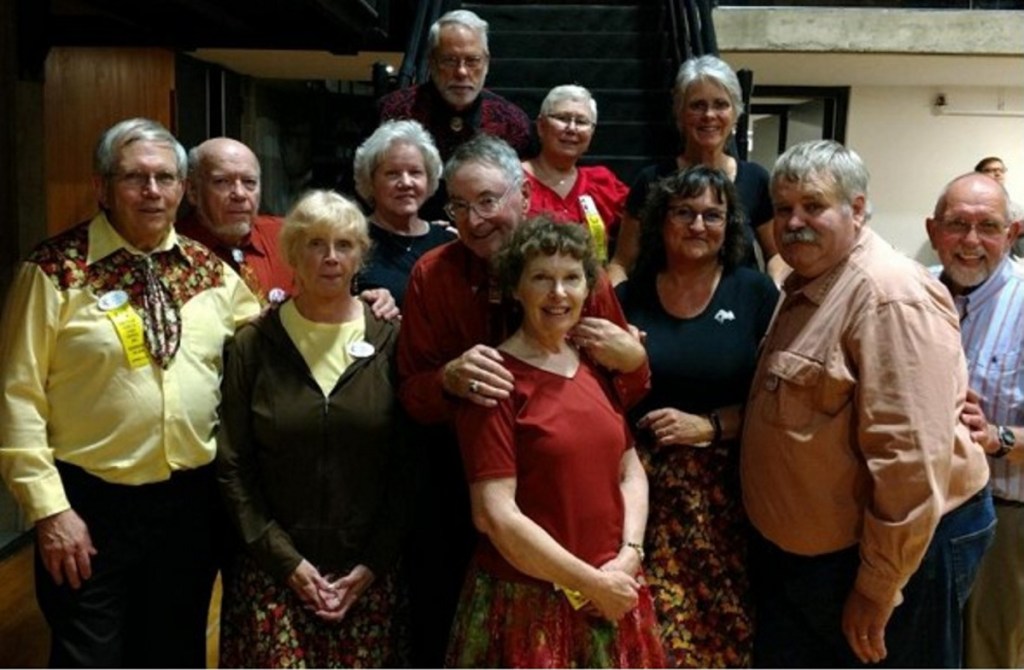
219,553,409,668
445,562,666,668
643,442,754,668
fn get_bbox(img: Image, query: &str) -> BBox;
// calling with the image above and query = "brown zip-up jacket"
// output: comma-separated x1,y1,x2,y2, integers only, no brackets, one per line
216,303,412,581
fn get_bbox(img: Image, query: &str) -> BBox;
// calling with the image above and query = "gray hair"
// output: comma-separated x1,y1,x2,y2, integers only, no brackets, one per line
94,118,187,179
428,9,489,55
353,120,443,206
674,55,744,117
444,133,524,190
772,140,872,216
539,84,598,124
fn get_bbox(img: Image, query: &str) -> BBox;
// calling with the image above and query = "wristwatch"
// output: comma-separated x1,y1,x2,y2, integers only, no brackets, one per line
993,425,1016,459
624,541,645,562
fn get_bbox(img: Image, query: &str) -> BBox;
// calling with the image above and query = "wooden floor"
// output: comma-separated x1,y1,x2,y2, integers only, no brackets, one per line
0,539,222,668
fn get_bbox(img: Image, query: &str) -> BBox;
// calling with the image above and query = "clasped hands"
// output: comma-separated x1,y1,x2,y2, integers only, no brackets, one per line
287,560,375,622
574,546,644,622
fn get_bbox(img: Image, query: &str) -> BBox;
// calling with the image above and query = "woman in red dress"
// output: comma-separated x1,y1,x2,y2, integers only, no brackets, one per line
448,216,665,668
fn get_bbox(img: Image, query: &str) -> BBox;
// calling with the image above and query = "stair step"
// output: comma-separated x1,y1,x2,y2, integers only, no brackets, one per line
491,87,673,122
489,58,674,91
586,121,677,156
581,156,674,186
469,3,664,33
489,30,665,60
462,1,682,185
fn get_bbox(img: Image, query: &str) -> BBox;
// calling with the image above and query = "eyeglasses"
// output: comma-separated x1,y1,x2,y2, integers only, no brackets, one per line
545,114,594,130
937,219,1007,239
435,54,487,72
115,171,181,191
668,206,727,228
444,184,514,222
207,174,260,193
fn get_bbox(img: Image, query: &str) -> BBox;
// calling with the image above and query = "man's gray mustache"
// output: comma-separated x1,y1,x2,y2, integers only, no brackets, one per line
781,229,820,244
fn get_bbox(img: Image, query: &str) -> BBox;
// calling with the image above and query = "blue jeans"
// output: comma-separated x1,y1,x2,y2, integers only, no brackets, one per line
751,487,996,668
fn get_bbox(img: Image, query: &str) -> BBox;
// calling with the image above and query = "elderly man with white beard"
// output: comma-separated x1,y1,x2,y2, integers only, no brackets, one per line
926,172,1024,669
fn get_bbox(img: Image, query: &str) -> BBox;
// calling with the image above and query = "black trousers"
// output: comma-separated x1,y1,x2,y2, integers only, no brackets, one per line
35,462,219,668
403,426,476,668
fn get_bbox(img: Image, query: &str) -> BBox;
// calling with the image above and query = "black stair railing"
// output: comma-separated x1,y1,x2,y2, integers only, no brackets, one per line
395,1,438,90
667,0,718,63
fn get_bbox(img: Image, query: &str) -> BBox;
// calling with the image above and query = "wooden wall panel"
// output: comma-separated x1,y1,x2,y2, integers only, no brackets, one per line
44,47,175,235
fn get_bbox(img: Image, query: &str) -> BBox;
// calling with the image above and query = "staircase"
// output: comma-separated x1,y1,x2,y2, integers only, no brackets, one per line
464,1,681,184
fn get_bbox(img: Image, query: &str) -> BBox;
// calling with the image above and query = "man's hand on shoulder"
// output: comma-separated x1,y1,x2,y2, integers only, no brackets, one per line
442,344,514,407
359,288,400,321
569,317,645,372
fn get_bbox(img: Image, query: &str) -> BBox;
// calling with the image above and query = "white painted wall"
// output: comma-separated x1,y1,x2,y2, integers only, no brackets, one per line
725,47,1024,264
846,85,1024,263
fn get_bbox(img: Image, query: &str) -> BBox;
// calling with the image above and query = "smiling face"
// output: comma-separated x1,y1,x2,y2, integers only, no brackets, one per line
96,140,184,251
293,225,363,302
430,24,489,112
446,160,529,261
514,252,589,343
772,173,865,279
663,187,728,267
927,174,1017,294
188,138,261,245
372,141,429,221
538,98,595,163
678,80,737,154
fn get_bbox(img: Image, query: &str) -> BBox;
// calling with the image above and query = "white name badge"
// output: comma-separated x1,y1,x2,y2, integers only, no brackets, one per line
97,289,129,311
347,341,375,358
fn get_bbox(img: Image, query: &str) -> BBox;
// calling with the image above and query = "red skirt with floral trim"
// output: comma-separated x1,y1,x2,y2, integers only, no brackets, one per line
445,562,666,668
219,553,409,668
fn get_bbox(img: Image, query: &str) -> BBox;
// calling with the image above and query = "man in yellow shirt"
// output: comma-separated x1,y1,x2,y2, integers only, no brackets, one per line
0,118,259,667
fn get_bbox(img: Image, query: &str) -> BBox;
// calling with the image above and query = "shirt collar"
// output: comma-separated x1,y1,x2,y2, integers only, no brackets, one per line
86,212,188,265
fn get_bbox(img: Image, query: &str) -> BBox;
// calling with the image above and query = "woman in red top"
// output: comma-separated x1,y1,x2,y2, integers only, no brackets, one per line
448,216,665,668
522,85,629,264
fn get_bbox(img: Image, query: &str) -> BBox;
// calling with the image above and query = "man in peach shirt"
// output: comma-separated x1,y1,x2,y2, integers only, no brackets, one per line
741,140,993,668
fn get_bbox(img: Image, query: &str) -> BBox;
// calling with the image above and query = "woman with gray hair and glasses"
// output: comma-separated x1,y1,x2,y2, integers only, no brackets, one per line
609,55,787,286
353,119,456,306
522,84,629,264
